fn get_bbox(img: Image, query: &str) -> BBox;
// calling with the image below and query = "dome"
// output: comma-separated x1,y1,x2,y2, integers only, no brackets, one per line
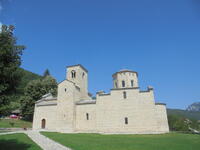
119,69,132,72
112,69,138,77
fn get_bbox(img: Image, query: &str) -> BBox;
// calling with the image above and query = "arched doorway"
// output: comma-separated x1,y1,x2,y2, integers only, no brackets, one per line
41,119,46,129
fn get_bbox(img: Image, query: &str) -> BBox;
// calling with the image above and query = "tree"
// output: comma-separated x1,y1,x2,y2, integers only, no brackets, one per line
20,76,57,120
42,76,57,96
168,115,190,131
43,69,50,78
0,25,25,115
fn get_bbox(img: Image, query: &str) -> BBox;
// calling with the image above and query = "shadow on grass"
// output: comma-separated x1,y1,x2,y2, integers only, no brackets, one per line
0,139,31,150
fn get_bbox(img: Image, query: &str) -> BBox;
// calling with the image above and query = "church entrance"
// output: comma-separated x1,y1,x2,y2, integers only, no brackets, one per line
41,119,46,129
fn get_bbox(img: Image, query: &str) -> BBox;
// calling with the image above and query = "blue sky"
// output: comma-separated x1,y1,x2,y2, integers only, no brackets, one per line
0,0,200,109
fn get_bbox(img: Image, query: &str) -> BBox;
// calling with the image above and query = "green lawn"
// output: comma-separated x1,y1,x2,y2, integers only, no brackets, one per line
41,132,200,150
0,119,32,128
0,130,11,133
0,133,42,150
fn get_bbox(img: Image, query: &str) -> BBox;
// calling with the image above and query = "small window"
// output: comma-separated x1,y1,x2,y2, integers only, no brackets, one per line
64,88,67,92
82,72,85,78
123,91,127,99
86,113,89,120
115,82,118,88
122,80,125,87
125,117,128,124
131,80,134,87
71,70,76,78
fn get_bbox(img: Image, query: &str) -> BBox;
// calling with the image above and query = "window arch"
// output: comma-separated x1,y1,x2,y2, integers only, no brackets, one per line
71,70,76,78
123,91,127,99
122,80,125,87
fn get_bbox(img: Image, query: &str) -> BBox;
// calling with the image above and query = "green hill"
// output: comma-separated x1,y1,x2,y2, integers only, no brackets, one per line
167,108,200,120
8,68,42,111
16,68,42,95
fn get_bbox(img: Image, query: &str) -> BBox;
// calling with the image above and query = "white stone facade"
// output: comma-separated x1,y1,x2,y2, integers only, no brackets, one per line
33,64,169,134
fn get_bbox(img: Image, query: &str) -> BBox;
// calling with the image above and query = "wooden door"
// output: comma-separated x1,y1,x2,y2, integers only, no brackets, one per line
41,119,46,129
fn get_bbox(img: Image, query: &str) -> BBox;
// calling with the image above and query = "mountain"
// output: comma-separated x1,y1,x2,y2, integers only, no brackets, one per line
186,102,200,112
167,108,200,120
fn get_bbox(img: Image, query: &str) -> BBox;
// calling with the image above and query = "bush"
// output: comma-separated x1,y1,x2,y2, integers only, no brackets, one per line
168,114,200,132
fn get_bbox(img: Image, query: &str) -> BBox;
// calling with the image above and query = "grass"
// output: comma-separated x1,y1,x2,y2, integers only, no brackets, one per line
0,119,32,128
41,132,200,150
0,133,42,150
0,130,11,133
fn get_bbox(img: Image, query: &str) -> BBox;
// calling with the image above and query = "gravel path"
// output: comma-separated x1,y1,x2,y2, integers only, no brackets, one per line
26,131,71,150
0,130,72,150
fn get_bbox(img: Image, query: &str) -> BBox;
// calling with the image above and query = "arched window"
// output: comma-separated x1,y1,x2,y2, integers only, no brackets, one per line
123,91,127,99
122,80,125,87
71,70,76,78
64,88,67,92
86,113,89,120
125,117,128,124
131,80,134,87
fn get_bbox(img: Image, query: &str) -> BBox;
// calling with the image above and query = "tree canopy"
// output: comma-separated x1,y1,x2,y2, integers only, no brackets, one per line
20,76,57,120
0,25,25,115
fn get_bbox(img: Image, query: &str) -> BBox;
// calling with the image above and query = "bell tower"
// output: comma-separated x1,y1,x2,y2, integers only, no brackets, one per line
66,64,89,99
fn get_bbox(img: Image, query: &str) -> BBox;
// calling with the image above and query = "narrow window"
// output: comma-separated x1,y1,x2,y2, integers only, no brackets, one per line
115,82,118,88
122,80,125,87
123,91,127,99
86,113,89,120
71,70,76,78
82,72,85,78
64,88,67,92
131,80,134,87
125,117,128,124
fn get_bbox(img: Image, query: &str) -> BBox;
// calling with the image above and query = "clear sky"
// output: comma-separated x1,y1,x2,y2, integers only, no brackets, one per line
0,0,200,109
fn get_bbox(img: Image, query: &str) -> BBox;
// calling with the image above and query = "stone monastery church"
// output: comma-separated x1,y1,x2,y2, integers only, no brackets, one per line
33,64,169,134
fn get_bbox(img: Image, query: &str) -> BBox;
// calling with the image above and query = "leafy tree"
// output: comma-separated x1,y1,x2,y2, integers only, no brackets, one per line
168,115,189,131
43,69,50,78
20,76,57,120
42,76,57,96
173,118,189,131
189,119,200,131
0,25,25,115
168,115,178,131
20,96,36,121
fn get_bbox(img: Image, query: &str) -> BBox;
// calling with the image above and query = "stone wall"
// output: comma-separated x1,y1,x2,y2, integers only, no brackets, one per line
56,80,79,132
75,104,97,132
74,88,169,134
155,104,169,133
32,103,58,130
